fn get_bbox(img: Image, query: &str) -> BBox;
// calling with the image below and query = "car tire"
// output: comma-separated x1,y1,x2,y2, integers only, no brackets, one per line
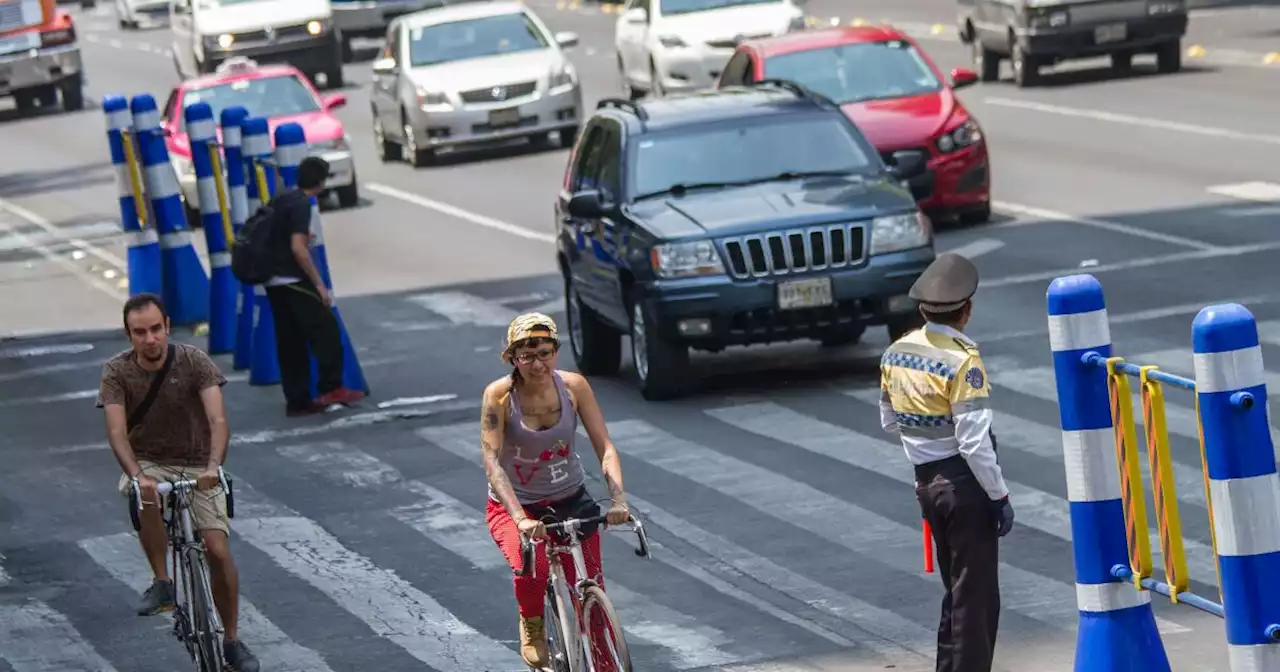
371,115,398,162
887,311,925,343
1111,50,1133,71
972,40,1000,82
61,73,84,111
401,115,434,167
326,65,345,89
565,278,622,376
1010,41,1039,88
629,299,688,401
336,179,358,208
1155,40,1181,74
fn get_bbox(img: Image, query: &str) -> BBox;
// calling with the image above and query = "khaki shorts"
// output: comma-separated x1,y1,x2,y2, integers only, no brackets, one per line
117,460,230,536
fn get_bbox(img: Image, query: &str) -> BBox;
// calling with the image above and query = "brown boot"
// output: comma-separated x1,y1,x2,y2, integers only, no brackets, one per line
519,615,549,668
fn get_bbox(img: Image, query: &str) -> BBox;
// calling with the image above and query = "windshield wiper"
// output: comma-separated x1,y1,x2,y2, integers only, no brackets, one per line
635,171,860,201
634,181,740,200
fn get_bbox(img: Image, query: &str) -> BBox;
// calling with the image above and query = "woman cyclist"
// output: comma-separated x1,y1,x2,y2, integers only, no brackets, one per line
480,312,631,670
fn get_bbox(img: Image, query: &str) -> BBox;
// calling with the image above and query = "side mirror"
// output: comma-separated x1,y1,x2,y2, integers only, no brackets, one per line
554,31,579,49
371,57,396,75
950,67,978,89
623,7,646,24
567,189,606,218
323,93,347,110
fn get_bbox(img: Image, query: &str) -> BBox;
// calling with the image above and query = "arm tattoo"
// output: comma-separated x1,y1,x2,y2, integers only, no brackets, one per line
482,405,500,431
482,438,524,518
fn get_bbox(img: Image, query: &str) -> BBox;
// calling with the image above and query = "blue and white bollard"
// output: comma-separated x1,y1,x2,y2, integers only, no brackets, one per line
242,116,281,386
220,106,253,370
1047,274,1171,672
102,94,161,297
1191,304,1280,671
184,102,238,354
130,93,210,325
273,122,370,398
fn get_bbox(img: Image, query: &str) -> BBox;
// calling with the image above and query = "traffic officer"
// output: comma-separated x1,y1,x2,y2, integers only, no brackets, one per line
875,252,1016,672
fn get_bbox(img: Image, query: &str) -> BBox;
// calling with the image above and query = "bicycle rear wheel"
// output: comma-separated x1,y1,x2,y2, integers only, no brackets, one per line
580,585,632,672
186,552,225,672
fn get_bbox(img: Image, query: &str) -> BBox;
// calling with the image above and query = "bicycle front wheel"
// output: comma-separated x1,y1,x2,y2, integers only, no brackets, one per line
186,552,225,672
580,585,632,672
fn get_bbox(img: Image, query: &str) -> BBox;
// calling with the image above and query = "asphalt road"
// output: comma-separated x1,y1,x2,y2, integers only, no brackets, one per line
2,1,1280,670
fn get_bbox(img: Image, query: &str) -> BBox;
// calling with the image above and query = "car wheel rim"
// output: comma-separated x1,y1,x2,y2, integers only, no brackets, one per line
403,123,417,160
373,119,384,147
631,303,648,382
568,285,584,357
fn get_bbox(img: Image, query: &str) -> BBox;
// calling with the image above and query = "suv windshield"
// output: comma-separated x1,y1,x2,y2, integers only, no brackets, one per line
763,40,942,105
183,75,319,120
408,13,549,66
659,0,781,16
631,114,875,199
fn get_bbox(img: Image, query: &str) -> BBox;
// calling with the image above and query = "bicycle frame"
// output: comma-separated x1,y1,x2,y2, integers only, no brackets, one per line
519,513,651,672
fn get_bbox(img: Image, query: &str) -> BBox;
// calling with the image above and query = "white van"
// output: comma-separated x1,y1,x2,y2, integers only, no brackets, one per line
170,0,346,88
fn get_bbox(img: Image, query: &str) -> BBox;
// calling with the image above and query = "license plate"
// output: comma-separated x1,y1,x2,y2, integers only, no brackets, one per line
777,277,834,310
1094,23,1126,43
488,107,521,128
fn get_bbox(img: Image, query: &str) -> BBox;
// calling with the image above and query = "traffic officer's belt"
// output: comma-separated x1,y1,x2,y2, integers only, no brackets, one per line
913,454,975,483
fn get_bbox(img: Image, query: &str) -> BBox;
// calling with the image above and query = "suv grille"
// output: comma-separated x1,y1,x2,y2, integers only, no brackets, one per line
459,81,538,104
720,224,866,280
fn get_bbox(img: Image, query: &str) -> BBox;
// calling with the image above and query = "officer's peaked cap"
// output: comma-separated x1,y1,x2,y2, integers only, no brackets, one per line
909,252,978,313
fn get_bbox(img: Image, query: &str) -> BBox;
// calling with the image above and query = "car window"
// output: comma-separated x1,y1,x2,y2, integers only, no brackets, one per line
182,74,321,121
720,51,750,85
763,40,942,105
593,121,623,203
161,89,179,123
630,114,876,199
407,12,549,67
570,125,607,192
658,0,781,16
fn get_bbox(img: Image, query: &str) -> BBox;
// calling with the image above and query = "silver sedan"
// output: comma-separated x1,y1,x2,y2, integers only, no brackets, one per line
369,0,583,166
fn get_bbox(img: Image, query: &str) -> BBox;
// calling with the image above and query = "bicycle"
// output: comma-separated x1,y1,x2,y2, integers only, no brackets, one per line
518,505,652,672
128,467,236,672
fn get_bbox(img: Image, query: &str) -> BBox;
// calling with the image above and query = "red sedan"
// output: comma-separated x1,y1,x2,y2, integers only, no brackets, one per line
718,27,991,225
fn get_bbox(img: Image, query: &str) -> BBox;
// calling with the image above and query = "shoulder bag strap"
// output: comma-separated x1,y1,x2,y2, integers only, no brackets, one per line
127,343,176,433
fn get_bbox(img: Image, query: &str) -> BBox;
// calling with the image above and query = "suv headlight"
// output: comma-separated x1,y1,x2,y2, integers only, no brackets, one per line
651,240,724,278
935,119,982,154
869,212,931,255
549,62,576,89
1027,9,1068,28
1148,0,1183,14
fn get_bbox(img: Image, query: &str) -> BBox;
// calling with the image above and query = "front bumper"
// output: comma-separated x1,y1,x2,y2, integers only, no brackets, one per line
1019,15,1187,58
332,0,441,36
203,32,339,74
0,44,82,96
408,83,582,150
653,44,735,92
640,246,934,347
175,148,355,206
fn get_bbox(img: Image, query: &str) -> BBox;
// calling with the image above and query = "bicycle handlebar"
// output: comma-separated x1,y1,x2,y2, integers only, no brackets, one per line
127,467,235,533
517,512,651,578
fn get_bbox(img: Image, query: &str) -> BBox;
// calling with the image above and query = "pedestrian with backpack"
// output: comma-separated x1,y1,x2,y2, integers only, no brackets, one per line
233,156,364,416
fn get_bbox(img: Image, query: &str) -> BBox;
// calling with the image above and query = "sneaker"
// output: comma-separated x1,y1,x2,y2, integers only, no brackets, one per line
136,579,175,616
224,639,260,672
519,615,549,669
314,387,364,406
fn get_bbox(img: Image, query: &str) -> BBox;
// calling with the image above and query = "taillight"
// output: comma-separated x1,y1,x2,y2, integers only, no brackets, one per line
41,26,75,47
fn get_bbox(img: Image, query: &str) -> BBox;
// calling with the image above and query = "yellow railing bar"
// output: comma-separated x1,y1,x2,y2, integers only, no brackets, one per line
207,145,234,245
120,131,148,228
1139,366,1189,601
253,162,271,205
1107,356,1153,586
1195,395,1226,606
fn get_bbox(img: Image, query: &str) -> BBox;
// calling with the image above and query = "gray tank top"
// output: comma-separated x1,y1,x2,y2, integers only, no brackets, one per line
491,371,587,505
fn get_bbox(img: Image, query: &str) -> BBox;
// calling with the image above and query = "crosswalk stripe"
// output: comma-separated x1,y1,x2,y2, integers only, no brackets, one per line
416,423,933,660
275,442,744,670
598,418,1083,629
1207,182,1280,202
767,393,1200,632
76,532,336,672
0,600,120,671
407,291,519,327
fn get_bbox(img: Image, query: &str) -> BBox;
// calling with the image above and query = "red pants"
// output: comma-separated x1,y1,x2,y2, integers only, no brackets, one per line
486,499,620,670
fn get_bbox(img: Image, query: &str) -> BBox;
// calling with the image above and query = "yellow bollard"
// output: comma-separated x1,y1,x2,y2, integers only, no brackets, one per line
1106,357,1153,586
1139,366,1188,601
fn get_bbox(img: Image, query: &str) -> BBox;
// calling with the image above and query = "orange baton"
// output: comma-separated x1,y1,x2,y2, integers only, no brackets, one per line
922,519,934,573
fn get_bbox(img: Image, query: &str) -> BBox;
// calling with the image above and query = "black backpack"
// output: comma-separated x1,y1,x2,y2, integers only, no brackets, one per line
231,200,279,285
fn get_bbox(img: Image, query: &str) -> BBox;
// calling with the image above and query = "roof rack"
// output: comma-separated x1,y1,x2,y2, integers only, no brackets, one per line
751,78,835,108
595,97,648,121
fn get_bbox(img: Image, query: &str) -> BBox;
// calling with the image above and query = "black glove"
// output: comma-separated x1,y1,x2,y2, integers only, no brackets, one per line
991,496,1014,537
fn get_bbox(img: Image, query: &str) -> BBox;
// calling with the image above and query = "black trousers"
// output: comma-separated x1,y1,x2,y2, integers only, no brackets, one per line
264,281,343,409
915,455,1001,672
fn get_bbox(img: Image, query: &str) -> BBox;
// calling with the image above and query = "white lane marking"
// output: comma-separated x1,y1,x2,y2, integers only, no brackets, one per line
0,553,9,586
1208,182,1280,203
0,214,123,300
406,290,519,327
982,240,1280,289
366,182,556,244
984,98,1280,147
0,343,94,359
277,443,744,670
991,201,1218,251
417,423,906,654
0,198,127,267
375,394,458,409
0,601,121,671
942,238,1004,259
599,420,1084,628
77,533,336,672
236,516,529,671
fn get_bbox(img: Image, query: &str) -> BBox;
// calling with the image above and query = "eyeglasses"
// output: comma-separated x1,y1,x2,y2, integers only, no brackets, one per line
513,348,557,365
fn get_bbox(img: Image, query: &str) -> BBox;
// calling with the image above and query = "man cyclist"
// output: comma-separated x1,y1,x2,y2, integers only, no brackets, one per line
480,312,631,669
96,293,260,672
